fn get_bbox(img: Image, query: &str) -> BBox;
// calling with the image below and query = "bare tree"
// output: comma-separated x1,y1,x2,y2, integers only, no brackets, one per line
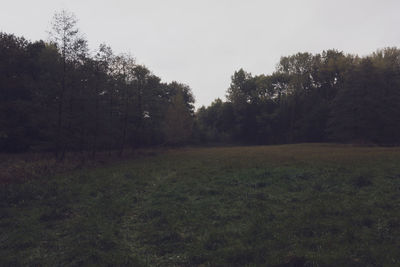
49,10,87,160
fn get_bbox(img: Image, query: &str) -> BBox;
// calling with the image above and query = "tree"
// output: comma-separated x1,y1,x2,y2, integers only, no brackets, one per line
195,99,235,143
110,53,136,155
89,44,114,156
49,9,87,159
226,69,256,104
164,88,194,145
328,52,400,144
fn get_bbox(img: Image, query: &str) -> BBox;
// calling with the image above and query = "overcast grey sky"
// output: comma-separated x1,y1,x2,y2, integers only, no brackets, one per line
1,0,399,107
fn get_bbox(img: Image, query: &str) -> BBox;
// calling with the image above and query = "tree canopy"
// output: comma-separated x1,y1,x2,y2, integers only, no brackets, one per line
0,11,195,154
1,11,400,154
197,49,400,145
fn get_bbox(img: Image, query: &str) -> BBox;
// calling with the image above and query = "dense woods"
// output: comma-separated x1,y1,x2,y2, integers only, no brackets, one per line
197,49,400,145
1,11,400,155
0,11,195,156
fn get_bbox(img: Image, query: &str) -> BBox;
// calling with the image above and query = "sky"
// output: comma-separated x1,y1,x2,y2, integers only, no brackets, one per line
1,0,400,108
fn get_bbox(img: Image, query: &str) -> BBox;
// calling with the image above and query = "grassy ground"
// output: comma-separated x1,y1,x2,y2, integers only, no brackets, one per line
1,144,400,266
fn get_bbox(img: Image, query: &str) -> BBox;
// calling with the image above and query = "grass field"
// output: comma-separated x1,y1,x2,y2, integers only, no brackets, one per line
1,144,400,266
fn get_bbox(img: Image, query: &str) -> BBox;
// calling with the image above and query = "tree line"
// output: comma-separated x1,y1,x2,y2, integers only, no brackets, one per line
0,10,194,157
2,11,400,156
196,49,400,145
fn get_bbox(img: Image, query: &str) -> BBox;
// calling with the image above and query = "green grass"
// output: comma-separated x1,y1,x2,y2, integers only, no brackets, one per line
1,144,400,266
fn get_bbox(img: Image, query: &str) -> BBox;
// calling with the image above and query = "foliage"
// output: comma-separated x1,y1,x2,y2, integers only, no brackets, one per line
163,88,194,145
0,11,195,154
197,49,400,145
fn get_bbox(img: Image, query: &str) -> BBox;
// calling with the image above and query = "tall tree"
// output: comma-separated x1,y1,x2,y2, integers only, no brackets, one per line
164,86,194,145
49,9,87,159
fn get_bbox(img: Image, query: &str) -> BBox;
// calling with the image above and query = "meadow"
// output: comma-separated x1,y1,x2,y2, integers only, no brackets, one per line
1,144,400,266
